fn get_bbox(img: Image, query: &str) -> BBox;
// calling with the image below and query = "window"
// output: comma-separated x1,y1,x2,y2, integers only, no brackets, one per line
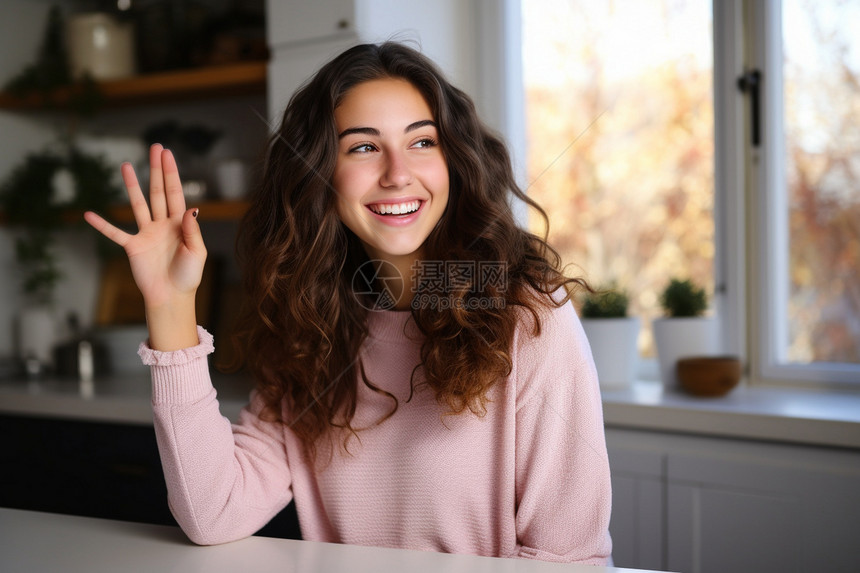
752,0,860,384
522,0,715,360
520,0,860,385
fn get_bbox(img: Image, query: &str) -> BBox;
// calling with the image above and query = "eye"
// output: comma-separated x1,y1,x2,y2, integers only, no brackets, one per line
411,137,438,149
348,143,377,154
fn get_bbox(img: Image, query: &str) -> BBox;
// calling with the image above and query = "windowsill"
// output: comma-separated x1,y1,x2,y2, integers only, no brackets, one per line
602,380,860,449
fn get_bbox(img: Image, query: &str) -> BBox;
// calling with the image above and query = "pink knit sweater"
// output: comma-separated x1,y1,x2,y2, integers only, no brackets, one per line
140,299,612,564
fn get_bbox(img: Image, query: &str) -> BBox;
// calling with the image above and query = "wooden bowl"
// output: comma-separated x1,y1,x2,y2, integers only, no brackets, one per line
676,356,741,397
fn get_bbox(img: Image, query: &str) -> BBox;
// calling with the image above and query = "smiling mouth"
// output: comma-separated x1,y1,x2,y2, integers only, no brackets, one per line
367,200,422,216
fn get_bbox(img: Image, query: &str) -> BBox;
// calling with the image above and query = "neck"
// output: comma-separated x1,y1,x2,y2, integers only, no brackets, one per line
366,248,424,311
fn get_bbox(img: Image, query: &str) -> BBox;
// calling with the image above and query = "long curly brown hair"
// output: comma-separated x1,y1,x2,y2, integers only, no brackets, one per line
231,42,588,458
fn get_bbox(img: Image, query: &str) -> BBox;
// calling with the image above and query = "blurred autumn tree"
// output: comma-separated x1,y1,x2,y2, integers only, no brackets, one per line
784,0,860,363
523,0,714,356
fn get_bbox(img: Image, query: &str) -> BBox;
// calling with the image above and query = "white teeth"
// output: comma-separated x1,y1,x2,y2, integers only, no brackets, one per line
370,200,420,215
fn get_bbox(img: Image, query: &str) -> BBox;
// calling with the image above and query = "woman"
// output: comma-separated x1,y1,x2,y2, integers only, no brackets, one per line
84,42,612,564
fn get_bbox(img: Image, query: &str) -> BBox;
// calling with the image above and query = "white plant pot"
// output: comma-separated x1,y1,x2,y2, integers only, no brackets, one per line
18,306,57,367
582,317,640,390
215,159,249,200
653,317,719,389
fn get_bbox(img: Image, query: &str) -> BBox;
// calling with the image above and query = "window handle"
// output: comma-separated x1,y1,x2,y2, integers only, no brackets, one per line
737,69,762,147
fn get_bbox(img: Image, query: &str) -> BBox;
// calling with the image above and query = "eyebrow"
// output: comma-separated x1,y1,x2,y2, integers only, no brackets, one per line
338,119,437,139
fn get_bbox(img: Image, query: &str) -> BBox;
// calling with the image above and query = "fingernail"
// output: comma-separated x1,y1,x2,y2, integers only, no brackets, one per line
192,209,199,218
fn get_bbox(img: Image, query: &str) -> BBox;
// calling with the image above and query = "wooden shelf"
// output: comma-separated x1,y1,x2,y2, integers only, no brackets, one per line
0,61,267,110
1,199,249,227
106,199,250,223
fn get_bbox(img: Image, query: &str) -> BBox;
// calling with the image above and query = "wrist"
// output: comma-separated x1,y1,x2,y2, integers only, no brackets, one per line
144,291,197,316
145,294,200,351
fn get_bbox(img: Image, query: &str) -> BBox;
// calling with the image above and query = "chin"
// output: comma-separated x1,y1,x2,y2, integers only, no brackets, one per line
363,237,428,260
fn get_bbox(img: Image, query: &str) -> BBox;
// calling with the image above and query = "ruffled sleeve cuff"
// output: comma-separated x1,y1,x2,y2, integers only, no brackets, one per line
137,326,214,366
138,326,216,405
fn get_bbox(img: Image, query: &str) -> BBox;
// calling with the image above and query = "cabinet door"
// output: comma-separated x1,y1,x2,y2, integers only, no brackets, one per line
665,443,860,573
606,433,666,570
267,0,355,47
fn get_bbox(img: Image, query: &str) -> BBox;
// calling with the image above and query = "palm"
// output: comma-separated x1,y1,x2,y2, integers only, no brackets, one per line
124,218,203,304
84,145,207,309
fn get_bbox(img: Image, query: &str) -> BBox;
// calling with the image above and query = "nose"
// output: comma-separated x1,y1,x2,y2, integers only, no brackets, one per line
379,149,413,189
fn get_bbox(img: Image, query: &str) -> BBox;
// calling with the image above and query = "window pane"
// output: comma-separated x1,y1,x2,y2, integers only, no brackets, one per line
522,0,714,356
783,0,860,364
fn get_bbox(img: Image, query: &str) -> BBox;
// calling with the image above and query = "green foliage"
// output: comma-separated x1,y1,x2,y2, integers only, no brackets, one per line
660,278,707,317
0,152,65,229
582,287,629,319
0,147,121,302
14,231,62,304
65,148,121,212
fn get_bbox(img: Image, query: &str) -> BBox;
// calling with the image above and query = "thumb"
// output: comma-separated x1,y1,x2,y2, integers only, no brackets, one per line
181,208,207,255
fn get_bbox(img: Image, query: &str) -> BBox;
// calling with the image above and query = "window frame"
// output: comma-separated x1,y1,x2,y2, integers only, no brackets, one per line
747,0,860,387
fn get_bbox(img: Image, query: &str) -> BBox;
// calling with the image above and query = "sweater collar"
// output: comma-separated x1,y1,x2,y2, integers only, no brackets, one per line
366,309,423,343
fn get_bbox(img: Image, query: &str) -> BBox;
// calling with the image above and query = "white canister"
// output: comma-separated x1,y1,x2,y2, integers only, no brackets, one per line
67,13,136,81
94,325,150,374
18,306,57,367
215,159,250,200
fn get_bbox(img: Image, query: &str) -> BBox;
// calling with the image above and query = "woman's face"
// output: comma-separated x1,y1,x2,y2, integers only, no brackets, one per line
331,78,449,262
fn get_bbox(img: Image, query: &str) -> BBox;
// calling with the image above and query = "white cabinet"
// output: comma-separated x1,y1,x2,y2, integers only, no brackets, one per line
263,0,483,126
608,444,665,570
606,428,860,573
267,0,356,48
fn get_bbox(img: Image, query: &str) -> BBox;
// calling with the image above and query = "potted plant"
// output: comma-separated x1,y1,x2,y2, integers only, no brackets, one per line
580,286,640,390
652,278,719,389
0,146,119,373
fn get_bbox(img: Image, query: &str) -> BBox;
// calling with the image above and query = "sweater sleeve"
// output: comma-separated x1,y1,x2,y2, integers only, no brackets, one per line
141,327,294,545
511,300,613,565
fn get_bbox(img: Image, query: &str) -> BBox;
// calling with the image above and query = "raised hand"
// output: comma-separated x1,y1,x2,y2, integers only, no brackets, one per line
84,144,207,351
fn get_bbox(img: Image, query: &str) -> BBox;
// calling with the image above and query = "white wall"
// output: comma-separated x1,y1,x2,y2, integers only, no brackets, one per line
354,0,479,98
0,1,68,357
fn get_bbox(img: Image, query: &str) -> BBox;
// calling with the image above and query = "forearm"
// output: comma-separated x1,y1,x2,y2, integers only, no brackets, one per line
143,331,294,544
145,293,199,351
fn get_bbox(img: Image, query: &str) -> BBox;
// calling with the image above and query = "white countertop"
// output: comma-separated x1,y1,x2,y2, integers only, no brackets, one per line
0,508,663,573
602,380,860,449
0,371,250,425
2,371,859,449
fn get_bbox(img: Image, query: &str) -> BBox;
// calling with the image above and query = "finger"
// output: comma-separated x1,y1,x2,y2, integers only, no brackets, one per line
121,162,152,228
148,143,167,220
161,149,187,218
83,211,131,247
181,208,207,256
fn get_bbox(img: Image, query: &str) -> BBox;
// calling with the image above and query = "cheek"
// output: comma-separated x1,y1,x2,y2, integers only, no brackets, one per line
332,161,369,198
333,191,359,229
430,161,451,203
